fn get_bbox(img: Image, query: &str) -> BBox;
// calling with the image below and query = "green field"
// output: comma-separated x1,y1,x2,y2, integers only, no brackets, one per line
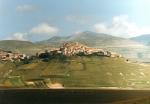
0,56,150,88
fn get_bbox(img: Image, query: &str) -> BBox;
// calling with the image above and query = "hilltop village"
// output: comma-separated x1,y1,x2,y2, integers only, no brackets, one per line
37,42,122,59
1,42,149,89
0,42,122,62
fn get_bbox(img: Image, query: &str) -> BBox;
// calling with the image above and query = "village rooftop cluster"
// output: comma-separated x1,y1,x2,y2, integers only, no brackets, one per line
0,42,122,62
38,42,122,58
0,49,27,62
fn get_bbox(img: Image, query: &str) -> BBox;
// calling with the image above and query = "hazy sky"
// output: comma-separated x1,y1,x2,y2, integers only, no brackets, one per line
0,0,150,41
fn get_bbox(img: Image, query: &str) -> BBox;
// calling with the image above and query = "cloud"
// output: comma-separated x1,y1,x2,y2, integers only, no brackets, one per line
73,31,83,35
30,23,59,34
5,23,59,41
94,15,150,38
66,15,90,24
7,32,28,41
16,4,37,12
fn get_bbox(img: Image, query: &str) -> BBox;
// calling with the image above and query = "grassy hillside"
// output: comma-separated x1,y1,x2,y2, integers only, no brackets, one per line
0,40,46,55
1,56,150,88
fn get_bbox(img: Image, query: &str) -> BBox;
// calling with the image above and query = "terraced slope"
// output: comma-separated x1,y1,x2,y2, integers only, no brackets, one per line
0,56,150,88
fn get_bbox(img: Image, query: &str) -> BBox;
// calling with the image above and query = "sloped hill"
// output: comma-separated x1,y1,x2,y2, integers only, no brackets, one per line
36,36,69,47
0,40,42,55
131,34,150,45
0,40,34,48
38,31,144,48
1,56,150,88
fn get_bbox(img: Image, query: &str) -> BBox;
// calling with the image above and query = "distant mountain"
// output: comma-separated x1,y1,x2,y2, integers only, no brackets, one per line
130,34,150,45
0,32,145,58
37,36,69,46
0,40,42,55
38,31,144,48
0,40,34,49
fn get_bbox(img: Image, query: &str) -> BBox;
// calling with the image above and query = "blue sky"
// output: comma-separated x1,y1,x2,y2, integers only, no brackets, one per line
0,0,150,41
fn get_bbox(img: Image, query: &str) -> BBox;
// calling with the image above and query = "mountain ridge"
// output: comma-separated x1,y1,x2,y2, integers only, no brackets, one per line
130,34,150,45
0,31,146,58
37,31,144,48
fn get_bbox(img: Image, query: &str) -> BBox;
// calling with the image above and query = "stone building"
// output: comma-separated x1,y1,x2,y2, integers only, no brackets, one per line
0,49,27,61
